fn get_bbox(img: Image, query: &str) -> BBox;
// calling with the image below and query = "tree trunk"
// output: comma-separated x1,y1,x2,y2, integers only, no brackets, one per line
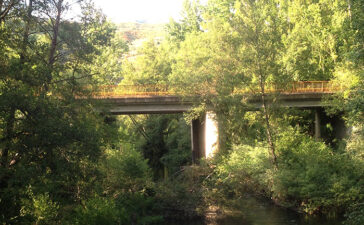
44,0,63,91
20,0,33,64
347,0,352,20
48,0,63,66
253,17,278,169
260,75,278,168
0,0,18,24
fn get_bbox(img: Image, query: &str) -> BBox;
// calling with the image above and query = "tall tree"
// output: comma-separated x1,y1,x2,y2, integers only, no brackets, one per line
0,0,120,223
281,0,352,81
166,0,202,42
169,0,288,164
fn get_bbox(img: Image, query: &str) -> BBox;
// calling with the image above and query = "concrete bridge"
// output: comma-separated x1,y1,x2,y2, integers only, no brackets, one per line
94,81,342,163
98,92,329,114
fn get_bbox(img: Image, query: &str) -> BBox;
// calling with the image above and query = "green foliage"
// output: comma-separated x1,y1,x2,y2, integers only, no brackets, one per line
274,128,364,214
155,165,210,219
101,148,152,195
1,0,363,223
119,115,191,178
115,193,163,225
215,144,273,196
73,194,163,225
0,0,121,223
344,203,364,225
166,0,202,42
20,188,59,225
210,127,364,215
281,0,350,80
73,196,124,225
161,117,191,175
122,40,172,85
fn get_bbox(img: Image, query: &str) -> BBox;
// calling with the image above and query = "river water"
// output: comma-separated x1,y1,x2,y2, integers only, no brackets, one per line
165,195,342,225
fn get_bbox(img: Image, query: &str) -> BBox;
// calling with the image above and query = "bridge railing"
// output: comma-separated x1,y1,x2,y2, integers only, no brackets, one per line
93,81,342,98
94,84,171,98
284,81,342,93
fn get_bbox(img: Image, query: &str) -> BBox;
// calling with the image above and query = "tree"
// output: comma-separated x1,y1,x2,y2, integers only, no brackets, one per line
170,0,289,164
121,39,172,85
0,0,119,223
281,0,352,81
165,0,202,43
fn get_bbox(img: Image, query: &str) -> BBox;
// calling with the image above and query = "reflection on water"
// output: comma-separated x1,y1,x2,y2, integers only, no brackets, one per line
165,195,342,225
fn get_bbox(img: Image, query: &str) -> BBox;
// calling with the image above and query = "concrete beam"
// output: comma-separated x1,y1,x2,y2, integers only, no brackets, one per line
108,104,191,114
248,93,330,109
96,93,331,115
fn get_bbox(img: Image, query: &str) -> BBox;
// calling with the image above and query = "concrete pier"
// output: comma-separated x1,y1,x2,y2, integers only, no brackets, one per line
191,112,219,163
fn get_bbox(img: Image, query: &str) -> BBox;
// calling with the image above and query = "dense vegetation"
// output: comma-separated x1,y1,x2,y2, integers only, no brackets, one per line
0,0,363,225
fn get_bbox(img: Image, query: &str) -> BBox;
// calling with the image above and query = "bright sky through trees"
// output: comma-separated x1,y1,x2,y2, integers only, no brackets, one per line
93,0,185,23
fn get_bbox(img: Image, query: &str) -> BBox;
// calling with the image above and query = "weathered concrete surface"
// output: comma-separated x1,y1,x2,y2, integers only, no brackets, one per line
98,96,194,114
247,93,330,108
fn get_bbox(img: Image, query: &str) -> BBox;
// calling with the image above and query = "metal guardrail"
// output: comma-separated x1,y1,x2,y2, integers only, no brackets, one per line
94,84,170,98
282,81,342,93
92,81,342,98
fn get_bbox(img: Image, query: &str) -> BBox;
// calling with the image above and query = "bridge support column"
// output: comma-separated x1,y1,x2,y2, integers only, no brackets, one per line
191,118,204,164
315,109,321,140
191,112,219,164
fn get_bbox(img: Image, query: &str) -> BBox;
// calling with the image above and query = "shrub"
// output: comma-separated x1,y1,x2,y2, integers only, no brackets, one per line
20,188,59,225
344,203,364,225
73,196,123,225
215,144,273,196
211,127,364,216
155,165,210,219
73,195,163,225
115,193,163,225
274,128,364,214
101,148,152,195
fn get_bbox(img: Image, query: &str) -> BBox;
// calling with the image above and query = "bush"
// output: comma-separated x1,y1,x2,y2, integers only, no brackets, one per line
274,128,364,214
20,188,59,225
73,195,163,225
101,148,152,195
73,196,122,225
74,148,163,225
211,127,364,215
344,203,364,225
115,193,163,225
215,144,273,196
155,165,210,219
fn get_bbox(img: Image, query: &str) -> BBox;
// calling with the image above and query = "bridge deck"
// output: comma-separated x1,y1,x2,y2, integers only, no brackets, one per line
93,81,342,99
91,81,341,114
98,93,331,114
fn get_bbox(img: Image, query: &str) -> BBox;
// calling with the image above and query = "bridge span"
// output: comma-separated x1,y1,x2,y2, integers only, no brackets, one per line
93,81,342,163
97,92,330,114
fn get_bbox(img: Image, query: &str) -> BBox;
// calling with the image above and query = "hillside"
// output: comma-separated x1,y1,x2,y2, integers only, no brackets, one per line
117,22,166,42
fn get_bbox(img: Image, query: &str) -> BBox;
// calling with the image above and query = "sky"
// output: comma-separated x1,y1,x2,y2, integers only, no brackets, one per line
92,0,185,24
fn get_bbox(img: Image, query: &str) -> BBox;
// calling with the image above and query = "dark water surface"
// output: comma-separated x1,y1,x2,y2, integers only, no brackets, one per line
165,195,342,225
